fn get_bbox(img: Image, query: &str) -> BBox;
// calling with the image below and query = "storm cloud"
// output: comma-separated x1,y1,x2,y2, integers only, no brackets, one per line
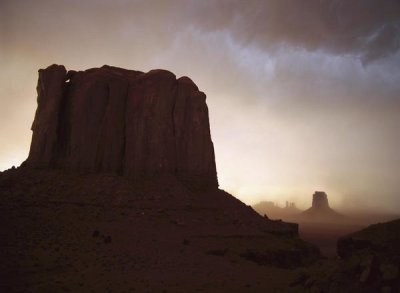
188,0,400,63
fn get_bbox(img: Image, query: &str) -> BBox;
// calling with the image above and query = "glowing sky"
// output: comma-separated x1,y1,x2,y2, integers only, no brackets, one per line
1,0,400,212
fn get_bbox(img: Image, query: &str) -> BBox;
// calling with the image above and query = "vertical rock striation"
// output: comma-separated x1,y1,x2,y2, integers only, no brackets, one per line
29,65,67,167
27,65,218,189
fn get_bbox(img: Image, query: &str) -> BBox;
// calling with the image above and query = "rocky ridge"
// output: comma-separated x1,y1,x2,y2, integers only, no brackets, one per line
292,219,400,292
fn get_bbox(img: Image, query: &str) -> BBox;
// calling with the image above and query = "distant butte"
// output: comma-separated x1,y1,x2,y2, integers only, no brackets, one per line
301,191,343,221
26,65,218,190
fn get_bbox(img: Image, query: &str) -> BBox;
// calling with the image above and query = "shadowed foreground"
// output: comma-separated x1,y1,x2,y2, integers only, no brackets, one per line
0,167,318,292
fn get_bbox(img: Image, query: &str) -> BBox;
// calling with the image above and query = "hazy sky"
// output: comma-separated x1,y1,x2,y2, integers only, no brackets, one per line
1,0,400,212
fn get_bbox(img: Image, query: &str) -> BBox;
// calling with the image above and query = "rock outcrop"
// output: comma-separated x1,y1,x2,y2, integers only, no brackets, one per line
337,219,400,260
293,219,400,292
26,65,218,189
336,220,400,290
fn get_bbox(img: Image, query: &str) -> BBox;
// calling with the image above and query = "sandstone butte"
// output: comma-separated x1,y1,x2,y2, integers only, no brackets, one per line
26,65,218,190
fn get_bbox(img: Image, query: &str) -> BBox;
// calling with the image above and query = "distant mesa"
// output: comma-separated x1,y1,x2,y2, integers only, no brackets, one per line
301,191,343,221
253,191,345,223
25,64,218,190
253,200,301,220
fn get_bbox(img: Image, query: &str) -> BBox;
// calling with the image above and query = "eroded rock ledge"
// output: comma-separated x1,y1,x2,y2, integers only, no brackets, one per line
26,64,218,189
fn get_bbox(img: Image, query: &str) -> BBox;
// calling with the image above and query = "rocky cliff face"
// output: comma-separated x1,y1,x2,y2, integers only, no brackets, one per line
26,65,218,189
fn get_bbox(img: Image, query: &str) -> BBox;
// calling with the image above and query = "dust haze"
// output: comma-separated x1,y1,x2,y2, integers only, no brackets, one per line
1,0,400,213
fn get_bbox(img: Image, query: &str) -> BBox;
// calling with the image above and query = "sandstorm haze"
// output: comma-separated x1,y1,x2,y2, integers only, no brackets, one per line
1,0,400,213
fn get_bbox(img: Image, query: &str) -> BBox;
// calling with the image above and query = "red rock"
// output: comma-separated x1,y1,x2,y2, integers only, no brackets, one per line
64,68,131,173
28,64,67,167
174,76,217,189
26,65,218,189
124,69,178,178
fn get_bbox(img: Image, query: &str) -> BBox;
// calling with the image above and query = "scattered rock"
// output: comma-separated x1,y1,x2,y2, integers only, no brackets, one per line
360,266,372,283
381,286,392,293
359,256,377,283
380,263,398,281
171,219,185,226
304,277,315,288
104,236,112,244
207,249,227,256
289,272,310,287
310,285,322,293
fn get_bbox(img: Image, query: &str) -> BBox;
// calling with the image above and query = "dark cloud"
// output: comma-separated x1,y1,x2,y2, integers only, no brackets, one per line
2,0,399,63
187,0,400,63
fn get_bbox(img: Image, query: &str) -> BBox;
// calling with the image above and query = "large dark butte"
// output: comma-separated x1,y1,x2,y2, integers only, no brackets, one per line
0,65,319,292
26,65,218,190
